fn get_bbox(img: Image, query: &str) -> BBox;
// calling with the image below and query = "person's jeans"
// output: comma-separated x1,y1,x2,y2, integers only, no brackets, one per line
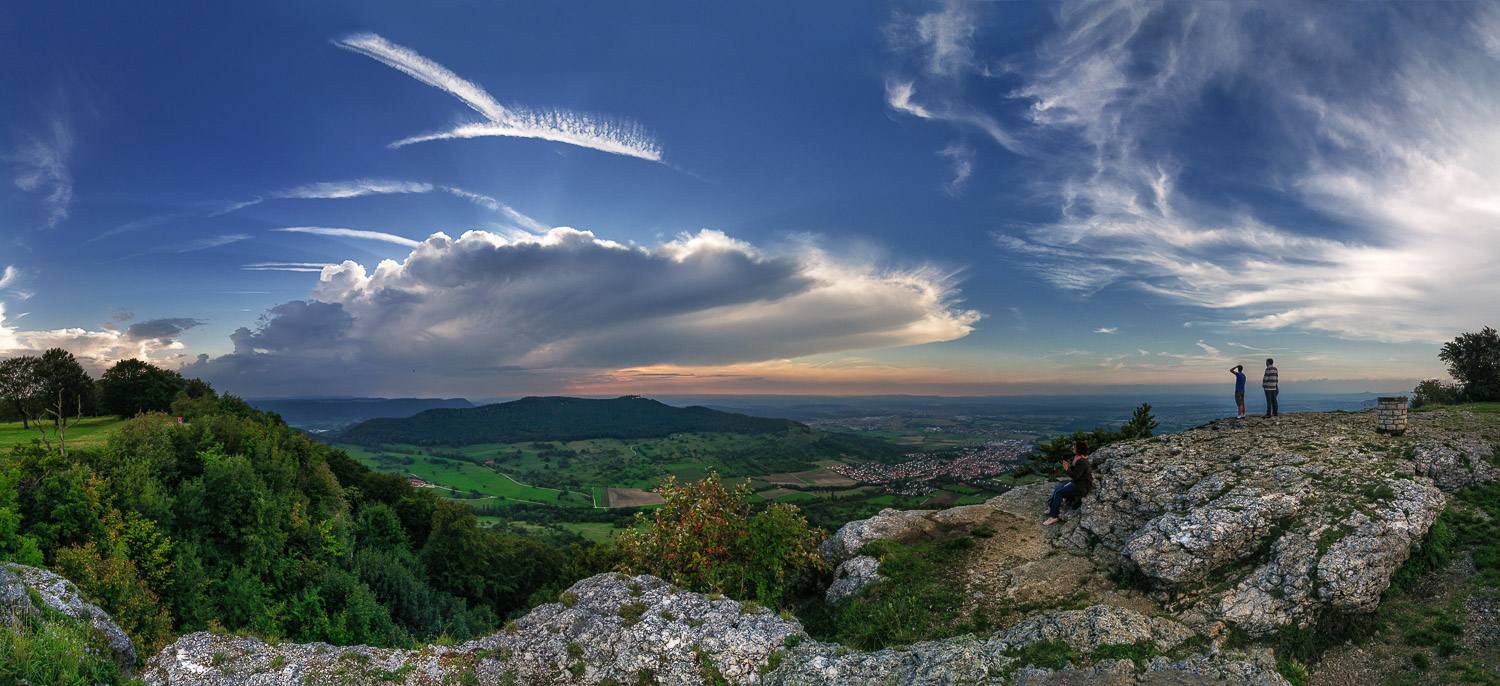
1265,389,1279,416
1048,481,1078,519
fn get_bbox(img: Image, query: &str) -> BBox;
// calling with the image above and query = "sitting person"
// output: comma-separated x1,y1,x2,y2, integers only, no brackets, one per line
1043,440,1094,525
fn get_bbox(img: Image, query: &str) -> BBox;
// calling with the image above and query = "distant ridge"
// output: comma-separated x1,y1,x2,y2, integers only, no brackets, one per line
247,396,475,431
334,395,803,446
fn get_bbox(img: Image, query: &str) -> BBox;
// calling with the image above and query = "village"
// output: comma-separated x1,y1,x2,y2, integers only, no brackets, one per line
828,438,1034,494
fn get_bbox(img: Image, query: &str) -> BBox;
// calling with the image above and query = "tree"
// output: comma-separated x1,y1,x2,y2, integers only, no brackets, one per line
1439,326,1500,402
617,473,826,607
1122,403,1159,439
97,359,187,418
34,348,95,421
0,356,42,428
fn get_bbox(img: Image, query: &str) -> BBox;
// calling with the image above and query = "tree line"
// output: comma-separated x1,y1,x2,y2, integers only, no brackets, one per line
0,371,580,661
0,350,212,430
1412,326,1500,407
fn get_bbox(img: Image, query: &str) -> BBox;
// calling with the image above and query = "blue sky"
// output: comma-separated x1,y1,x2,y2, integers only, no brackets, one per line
2,1,1494,398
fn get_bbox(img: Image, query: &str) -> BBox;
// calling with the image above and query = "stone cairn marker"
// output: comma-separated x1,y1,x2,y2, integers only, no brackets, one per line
1376,396,1408,436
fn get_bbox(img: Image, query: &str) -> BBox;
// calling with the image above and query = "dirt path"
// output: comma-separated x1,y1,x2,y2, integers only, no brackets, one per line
958,484,1161,627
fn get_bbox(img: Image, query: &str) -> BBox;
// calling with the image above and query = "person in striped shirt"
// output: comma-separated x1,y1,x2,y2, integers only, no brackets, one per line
1263,358,1279,418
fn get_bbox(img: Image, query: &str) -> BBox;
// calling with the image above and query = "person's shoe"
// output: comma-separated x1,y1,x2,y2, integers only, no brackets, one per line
1042,517,1062,525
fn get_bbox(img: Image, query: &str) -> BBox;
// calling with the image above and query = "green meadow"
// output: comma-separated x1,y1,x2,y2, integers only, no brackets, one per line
0,417,127,452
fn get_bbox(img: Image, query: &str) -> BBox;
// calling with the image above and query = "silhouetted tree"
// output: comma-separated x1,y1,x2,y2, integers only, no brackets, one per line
1439,326,1500,402
35,348,94,421
98,358,188,418
0,356,42,428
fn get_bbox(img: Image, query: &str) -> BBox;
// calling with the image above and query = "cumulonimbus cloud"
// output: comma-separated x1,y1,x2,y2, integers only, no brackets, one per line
186,227,980,396
335,33,663,161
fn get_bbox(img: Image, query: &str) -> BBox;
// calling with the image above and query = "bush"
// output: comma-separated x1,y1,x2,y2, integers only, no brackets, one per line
617,474,826,607
1411,379,1465,408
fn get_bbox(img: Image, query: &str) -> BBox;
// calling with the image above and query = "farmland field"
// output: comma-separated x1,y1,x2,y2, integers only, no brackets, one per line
607,487,664,507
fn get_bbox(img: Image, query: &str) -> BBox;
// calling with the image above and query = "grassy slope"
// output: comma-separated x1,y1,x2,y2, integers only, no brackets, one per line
0,417,127,452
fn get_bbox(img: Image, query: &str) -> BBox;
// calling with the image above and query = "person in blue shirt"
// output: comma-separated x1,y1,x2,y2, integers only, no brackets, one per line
1230,365,1247,419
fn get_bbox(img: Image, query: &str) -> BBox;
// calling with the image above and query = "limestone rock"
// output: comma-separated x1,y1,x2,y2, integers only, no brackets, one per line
1,562,137,673
820,508,937,564
826,555,882,603
1400,438,1497,490
143,573,802,686
763,604,1287,685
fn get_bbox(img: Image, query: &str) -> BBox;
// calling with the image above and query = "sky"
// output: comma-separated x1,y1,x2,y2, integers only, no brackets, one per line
2,1,1496,399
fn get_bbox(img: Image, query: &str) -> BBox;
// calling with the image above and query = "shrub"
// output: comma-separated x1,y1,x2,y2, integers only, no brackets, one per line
617,474,826,607
1411,379,1465,408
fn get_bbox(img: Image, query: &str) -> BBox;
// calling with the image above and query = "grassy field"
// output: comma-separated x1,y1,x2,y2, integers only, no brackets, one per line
341,444,595,506
0,417,127,452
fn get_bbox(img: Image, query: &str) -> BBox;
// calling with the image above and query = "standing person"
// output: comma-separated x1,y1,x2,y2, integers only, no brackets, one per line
1230,365,1247,419
1043,440,1093,525
1263,358,1279,418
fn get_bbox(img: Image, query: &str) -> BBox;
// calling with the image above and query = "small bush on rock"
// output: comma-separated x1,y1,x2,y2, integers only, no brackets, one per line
617,474,826,607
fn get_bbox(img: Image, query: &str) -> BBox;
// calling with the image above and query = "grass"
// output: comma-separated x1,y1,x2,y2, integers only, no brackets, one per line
799,535,985,650
0,603,125,685
0,416,127,451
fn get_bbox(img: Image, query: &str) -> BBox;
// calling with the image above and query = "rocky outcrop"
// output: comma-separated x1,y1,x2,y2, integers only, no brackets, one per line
826,555,881,603
1,562,137,674
145,573,803,685
764,604,1287,685
819,507,937,563
820,503,1001,601
141,573,1286,686
991,410,1493,637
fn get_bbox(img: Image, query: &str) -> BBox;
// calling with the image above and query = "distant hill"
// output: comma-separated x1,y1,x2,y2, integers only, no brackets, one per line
334,395,805,447
247,396,474,432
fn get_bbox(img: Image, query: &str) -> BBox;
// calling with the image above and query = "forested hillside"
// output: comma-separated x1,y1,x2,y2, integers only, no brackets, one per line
336,395,804,446
0,388,573,658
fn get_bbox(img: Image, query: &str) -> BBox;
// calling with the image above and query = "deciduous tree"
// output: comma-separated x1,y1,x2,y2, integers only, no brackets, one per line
97,358,187,418
1439,326,1500,402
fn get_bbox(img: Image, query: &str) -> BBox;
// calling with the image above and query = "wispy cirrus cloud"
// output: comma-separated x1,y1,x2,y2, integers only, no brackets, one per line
335,33,663,161
10,113,74,230
0,266,20,290
242,262,337,273
272,227,420,247
274,179,434,199
892,0,1500,344
1094,327,1117,334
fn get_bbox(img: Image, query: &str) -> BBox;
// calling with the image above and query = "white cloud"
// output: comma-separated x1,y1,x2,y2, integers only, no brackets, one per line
0,305,204,372
10,114,74,230
1196,340,1221,356
188,227,980,395
335,33,663,161
275,179,434,199
883,1,1500,345
273,227,420,247
0,266,19,290
242,262,336,273
1094,327,1117,334
937,143,974,196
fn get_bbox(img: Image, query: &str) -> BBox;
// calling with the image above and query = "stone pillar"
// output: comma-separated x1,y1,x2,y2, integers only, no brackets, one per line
1376,396,1408,436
